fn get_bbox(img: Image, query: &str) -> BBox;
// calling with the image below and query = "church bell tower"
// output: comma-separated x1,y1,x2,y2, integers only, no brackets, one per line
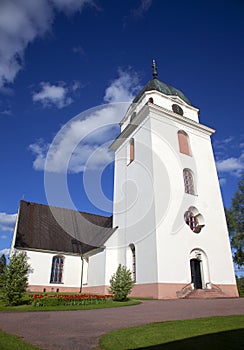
109,61,238,299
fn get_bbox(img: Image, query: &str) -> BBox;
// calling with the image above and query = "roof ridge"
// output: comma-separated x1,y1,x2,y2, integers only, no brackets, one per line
20,200,112,219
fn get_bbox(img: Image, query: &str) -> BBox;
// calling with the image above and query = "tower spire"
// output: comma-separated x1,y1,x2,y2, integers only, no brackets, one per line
152,59,158,79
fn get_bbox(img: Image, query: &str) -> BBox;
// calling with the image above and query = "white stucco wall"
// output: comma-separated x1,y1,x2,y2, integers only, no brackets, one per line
150,108,236,286
112,92,236,290
22,250,85,289
87,250,106,287
112,117,159,284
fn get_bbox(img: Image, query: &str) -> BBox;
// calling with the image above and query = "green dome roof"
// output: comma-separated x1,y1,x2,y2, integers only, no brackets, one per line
133,78,191,105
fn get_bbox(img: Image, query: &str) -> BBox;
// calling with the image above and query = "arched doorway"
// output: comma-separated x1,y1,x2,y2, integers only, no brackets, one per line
190,258,202,289
189,249,211,290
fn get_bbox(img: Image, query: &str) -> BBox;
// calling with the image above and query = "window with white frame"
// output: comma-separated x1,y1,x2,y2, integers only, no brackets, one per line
183,168,195,195
50,256,64,284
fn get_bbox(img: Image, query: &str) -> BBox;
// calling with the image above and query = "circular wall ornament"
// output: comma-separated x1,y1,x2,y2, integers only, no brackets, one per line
172,104,183,116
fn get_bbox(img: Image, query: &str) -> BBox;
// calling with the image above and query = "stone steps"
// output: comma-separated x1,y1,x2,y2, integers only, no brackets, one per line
185,288,225,299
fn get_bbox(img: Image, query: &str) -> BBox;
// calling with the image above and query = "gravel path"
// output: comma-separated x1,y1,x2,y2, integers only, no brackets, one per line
0,298,244,350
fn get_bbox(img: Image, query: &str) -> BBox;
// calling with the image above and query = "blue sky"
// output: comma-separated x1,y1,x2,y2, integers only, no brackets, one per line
0,0,244,264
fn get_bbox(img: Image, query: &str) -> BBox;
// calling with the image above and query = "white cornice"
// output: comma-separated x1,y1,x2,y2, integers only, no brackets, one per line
149,102,215,135
110,105,149,151
110,102,215,151
120,90,199,126
15,246,105,257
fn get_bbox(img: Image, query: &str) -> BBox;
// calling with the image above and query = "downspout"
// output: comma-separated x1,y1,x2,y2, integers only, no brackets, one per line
80,255,84,293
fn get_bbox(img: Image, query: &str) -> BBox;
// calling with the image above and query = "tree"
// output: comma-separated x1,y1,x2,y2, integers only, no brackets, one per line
0,254,6,274
236,275,244,297
0,254,7,289
109,264,134,301
1,251,30,305
226,173,244,268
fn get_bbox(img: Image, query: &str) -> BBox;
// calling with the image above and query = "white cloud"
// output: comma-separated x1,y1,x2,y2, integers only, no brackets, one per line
0,0,94,88
214,136,244,177
72,81,81,91
216,152,244,176
0,86,14,96
30,104,124,173
30,69,140,173
131,0,152,18
0,110,12,116
1,235,8,240
0,212,17,232
221,136,234,144
72,45,85,56
51,0,93,13
29,139,50,171
0,248,10,257
104,68,140,103
32,82,74,109
219,178,227,186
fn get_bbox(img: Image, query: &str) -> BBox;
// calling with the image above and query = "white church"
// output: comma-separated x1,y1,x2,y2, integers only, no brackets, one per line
11,62,238,299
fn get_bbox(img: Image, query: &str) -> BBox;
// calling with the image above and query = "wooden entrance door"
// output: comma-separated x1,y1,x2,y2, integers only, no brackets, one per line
190,258,202,289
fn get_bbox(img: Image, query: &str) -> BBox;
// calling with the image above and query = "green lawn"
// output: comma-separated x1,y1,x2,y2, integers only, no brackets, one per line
100,315,244,350
0,294,139,349
0,330,41,350
0,314,243,350
0,299,140,312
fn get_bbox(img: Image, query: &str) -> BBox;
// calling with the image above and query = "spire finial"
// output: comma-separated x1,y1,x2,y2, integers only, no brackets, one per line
152,59,158,79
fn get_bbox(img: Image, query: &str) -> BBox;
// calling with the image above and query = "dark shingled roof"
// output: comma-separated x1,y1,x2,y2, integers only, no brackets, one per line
15,200,116,255
133,78,191,105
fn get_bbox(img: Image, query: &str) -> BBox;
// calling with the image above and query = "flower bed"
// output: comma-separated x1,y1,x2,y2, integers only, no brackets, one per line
31,293,113,307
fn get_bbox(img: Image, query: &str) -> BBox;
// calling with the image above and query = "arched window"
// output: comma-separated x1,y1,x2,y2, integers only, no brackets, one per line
127,138,135,164
148,97,154,103
130,244,136,282
183,169,195,195
178,130,190,155
50,256,64,284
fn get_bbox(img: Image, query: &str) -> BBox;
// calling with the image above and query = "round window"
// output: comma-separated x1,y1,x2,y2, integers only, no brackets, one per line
172,104,183,116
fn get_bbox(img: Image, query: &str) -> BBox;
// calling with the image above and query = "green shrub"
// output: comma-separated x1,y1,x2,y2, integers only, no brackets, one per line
1,252,30,306
109,264,134,301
